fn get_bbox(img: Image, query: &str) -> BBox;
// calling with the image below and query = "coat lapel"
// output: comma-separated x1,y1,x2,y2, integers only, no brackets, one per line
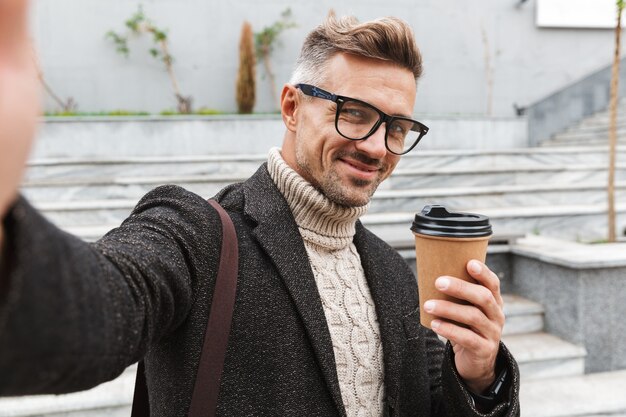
242,165,346,417
353,222,407,411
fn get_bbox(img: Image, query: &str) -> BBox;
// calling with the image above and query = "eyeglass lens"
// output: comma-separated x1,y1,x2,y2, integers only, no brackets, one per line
337,100,423,154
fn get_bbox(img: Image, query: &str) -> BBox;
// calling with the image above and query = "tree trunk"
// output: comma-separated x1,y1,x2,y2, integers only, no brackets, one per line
608,5,623,242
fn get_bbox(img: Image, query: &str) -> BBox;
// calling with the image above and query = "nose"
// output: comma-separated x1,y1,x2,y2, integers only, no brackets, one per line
353,122,388,160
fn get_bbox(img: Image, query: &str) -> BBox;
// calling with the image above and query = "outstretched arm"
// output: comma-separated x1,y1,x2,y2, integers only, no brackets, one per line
0,187,223,396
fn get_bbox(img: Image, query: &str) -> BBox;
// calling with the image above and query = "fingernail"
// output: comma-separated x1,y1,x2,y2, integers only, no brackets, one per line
436,277,450,290
431,319,441,330
469,260,482,275
424,300,436,312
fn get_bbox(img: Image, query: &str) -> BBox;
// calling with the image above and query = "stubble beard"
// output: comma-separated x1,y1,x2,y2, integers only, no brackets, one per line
294,147,386,208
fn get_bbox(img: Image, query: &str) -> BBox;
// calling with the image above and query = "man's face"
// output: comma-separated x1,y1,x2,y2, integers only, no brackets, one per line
281,53,417,207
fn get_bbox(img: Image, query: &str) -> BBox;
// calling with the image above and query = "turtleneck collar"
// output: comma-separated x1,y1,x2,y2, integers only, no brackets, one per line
267,147,369,250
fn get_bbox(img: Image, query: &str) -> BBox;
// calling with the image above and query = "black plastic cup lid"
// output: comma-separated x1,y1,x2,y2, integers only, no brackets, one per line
411,205,492,238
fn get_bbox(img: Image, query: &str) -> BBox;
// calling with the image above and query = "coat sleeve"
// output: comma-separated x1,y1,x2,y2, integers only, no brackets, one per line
0,185,222,396
430,334,521,417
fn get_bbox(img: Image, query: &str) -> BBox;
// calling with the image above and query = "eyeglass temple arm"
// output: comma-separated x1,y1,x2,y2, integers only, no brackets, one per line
296,84,337,102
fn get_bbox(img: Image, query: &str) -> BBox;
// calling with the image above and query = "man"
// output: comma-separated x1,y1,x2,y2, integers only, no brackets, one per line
0,2,520,416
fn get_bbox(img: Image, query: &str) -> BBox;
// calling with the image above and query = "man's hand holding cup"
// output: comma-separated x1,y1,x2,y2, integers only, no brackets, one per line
412,206,505,394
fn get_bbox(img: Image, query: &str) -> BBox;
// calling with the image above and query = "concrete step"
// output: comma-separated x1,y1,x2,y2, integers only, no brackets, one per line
520,370,626,417
388,163,626,189
25,146,626,181
363,203,626,243
30,182,626,231
543,135,626,146
35,199,136,228
564,123,626,135
370,182,626,213
580,113,626,126
36,200,626,245
542,139,626,147
0,366,135,417
22,171,626,210
24,154,266,181
502,294,544,336
566,120,626,133
21,175,243,202
382,147,626,170
502,332,586,380
21,165,626,202
553,129,626,141
548,134,626,144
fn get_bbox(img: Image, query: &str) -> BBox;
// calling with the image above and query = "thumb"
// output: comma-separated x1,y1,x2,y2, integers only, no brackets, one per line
0,0,30,49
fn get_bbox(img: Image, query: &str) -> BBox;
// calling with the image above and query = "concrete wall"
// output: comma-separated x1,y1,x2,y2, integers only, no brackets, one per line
30,0,622,117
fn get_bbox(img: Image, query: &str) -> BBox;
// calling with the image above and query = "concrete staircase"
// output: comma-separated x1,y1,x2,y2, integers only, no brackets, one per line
21,146,626,243
502,295,626,417
4,116,626,415
543,101,626,147
502,295,586,382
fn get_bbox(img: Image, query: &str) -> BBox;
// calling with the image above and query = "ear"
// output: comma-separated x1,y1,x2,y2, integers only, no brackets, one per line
280,84,299,133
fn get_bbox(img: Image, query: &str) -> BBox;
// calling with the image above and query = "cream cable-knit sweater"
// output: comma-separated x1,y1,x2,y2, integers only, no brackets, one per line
267,148,385,417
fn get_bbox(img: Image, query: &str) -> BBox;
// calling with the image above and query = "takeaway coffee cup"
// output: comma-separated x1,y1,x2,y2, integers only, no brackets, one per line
411,205,492,329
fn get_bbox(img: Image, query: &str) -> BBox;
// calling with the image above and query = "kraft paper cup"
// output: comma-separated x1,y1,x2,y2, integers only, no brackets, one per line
411,205,492,329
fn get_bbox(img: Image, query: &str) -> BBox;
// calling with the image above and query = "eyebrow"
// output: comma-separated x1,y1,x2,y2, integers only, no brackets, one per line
350,95,413,119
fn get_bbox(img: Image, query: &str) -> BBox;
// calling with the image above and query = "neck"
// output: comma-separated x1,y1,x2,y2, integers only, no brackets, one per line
267,148,369,249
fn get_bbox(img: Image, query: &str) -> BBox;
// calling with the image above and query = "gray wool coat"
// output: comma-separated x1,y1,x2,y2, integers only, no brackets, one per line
0,164,520,416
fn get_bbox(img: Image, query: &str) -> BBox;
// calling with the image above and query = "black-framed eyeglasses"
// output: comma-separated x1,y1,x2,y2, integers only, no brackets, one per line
295,83,429,155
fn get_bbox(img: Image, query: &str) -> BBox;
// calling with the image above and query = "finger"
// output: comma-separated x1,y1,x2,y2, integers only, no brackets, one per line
435,276,505,325
423,299,500,339
431,318,497,355
467,260,504,307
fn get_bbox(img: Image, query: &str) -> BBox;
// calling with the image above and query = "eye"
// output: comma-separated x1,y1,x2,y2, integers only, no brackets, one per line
341,107,365,118
388,121,409,139
339,102,378,126
391,123,407,135
350,108,364,117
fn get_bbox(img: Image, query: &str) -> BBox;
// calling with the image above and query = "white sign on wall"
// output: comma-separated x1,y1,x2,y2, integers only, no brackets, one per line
537,0,618,29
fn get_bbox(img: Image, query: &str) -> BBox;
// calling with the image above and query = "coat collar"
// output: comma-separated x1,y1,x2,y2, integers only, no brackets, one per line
242,164,407,413
243,164,346,416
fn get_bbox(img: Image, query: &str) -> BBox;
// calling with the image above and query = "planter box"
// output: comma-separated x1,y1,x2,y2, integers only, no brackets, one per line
31,115,529,160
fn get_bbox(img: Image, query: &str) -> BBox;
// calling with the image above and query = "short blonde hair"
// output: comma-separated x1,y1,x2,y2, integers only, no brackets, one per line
290,14,423,86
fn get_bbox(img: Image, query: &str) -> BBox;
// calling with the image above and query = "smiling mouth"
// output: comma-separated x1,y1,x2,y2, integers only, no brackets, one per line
340,158,380,172
339,159,382,182
347,161,377,172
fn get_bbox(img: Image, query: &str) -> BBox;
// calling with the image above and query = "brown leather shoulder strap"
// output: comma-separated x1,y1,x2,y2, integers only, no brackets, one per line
131,199,239,417
130,361,149,417
189,200,238,416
